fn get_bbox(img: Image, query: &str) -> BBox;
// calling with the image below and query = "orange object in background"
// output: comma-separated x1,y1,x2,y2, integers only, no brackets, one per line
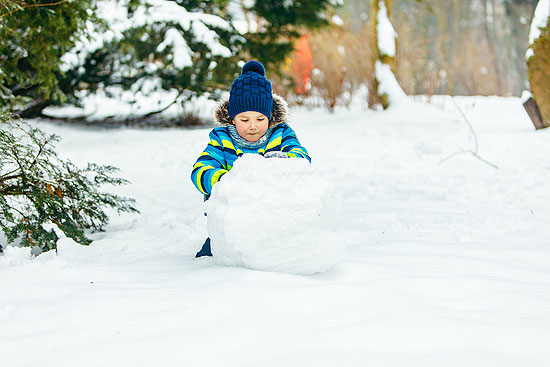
293,35,314,95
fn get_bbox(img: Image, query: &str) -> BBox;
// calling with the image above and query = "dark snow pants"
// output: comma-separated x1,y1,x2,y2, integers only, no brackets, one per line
196,194,212,257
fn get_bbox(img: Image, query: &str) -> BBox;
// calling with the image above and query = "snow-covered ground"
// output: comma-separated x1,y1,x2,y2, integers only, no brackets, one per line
1,96,550,366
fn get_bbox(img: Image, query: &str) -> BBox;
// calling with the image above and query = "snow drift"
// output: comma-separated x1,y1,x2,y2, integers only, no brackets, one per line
205,154,343,275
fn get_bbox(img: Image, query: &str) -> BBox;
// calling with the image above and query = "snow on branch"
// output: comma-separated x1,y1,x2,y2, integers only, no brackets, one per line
376,0,396,58
62,0,233,72
375,61,408,106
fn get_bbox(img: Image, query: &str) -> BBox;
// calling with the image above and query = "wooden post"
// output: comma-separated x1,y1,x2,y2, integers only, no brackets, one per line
523,97,549,130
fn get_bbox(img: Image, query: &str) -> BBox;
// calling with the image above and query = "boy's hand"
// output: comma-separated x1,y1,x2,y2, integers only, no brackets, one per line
264,151,288,159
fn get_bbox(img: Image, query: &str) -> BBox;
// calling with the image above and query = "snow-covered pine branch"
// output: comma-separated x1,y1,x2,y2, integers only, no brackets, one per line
51,0,241,120
22,0,334,121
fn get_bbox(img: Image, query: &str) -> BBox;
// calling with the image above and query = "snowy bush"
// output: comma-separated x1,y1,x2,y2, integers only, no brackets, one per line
205,154,344,275
0,113,138,252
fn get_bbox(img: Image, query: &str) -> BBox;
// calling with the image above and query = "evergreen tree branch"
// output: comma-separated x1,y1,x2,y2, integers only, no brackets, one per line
0,185,26,196
9,146,28,180
0,0,68,18
0,171,21,182
1,113,138,252
28,134,55,170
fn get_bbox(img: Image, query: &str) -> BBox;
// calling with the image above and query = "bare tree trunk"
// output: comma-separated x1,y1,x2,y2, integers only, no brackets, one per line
433,1,451,94
482,0,504,93
367,0,381,109
367,0,395,109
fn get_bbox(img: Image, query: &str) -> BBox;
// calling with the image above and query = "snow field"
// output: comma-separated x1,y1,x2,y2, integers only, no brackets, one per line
1,96,550,366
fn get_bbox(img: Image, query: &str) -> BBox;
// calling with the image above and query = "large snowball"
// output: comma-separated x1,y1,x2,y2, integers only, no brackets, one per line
205,154,344,275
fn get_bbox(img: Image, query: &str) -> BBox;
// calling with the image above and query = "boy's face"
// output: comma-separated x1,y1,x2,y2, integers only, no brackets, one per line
232,111,269,142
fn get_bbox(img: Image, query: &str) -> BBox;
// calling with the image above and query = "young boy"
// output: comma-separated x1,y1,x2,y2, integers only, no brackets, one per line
191,60,311,257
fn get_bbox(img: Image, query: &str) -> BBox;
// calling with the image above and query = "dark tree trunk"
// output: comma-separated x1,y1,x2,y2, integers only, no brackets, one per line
18,99,52,118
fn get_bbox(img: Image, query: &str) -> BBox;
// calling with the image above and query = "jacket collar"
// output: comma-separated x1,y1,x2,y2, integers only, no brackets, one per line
227,125,274,150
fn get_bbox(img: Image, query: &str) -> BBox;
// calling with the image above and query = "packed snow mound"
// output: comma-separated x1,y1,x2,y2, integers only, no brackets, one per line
205,154,344,275
0,246,33,267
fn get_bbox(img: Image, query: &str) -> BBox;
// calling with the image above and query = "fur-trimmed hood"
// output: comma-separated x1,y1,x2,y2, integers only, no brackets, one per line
213,93,288,127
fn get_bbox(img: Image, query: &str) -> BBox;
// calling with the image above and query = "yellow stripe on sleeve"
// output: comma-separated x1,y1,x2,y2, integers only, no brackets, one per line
193,162,205,170
290,148,307,156
266,136,282,150
221,139,236,151
195,165,215,194
211,169,228,188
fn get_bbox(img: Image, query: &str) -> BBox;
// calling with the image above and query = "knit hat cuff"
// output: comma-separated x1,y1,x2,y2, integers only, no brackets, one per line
229,95,273,122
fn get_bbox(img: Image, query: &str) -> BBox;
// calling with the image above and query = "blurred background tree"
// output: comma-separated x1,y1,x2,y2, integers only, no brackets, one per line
1,0,543,118
1,0,333,120
0,0,96,113
286,0,539,111
344,0,538,96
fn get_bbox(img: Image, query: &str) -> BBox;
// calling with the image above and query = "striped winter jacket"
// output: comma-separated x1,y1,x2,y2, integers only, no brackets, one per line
191,94,311,196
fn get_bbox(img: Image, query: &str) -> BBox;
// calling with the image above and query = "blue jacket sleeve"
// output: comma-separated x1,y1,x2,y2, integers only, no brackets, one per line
190,130,229,195
279,124,311,162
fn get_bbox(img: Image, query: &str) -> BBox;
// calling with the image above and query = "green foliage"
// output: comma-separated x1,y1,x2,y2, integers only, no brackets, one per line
0,0,98,113
1,0,334,118
0,112,138,252
61,17,241,108
0,0,22,13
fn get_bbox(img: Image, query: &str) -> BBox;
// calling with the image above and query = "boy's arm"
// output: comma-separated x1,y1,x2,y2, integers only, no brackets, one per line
191,130,229,195
278,124,311,162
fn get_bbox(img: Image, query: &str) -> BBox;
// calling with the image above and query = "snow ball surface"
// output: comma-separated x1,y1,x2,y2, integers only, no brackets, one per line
206,154,344,275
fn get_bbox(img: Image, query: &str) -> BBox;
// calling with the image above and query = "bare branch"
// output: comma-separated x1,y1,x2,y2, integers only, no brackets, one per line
144,90,184,117
439,149,499,170
439,97,498,170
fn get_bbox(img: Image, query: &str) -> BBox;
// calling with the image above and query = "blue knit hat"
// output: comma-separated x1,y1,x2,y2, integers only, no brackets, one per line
228,60,273,121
